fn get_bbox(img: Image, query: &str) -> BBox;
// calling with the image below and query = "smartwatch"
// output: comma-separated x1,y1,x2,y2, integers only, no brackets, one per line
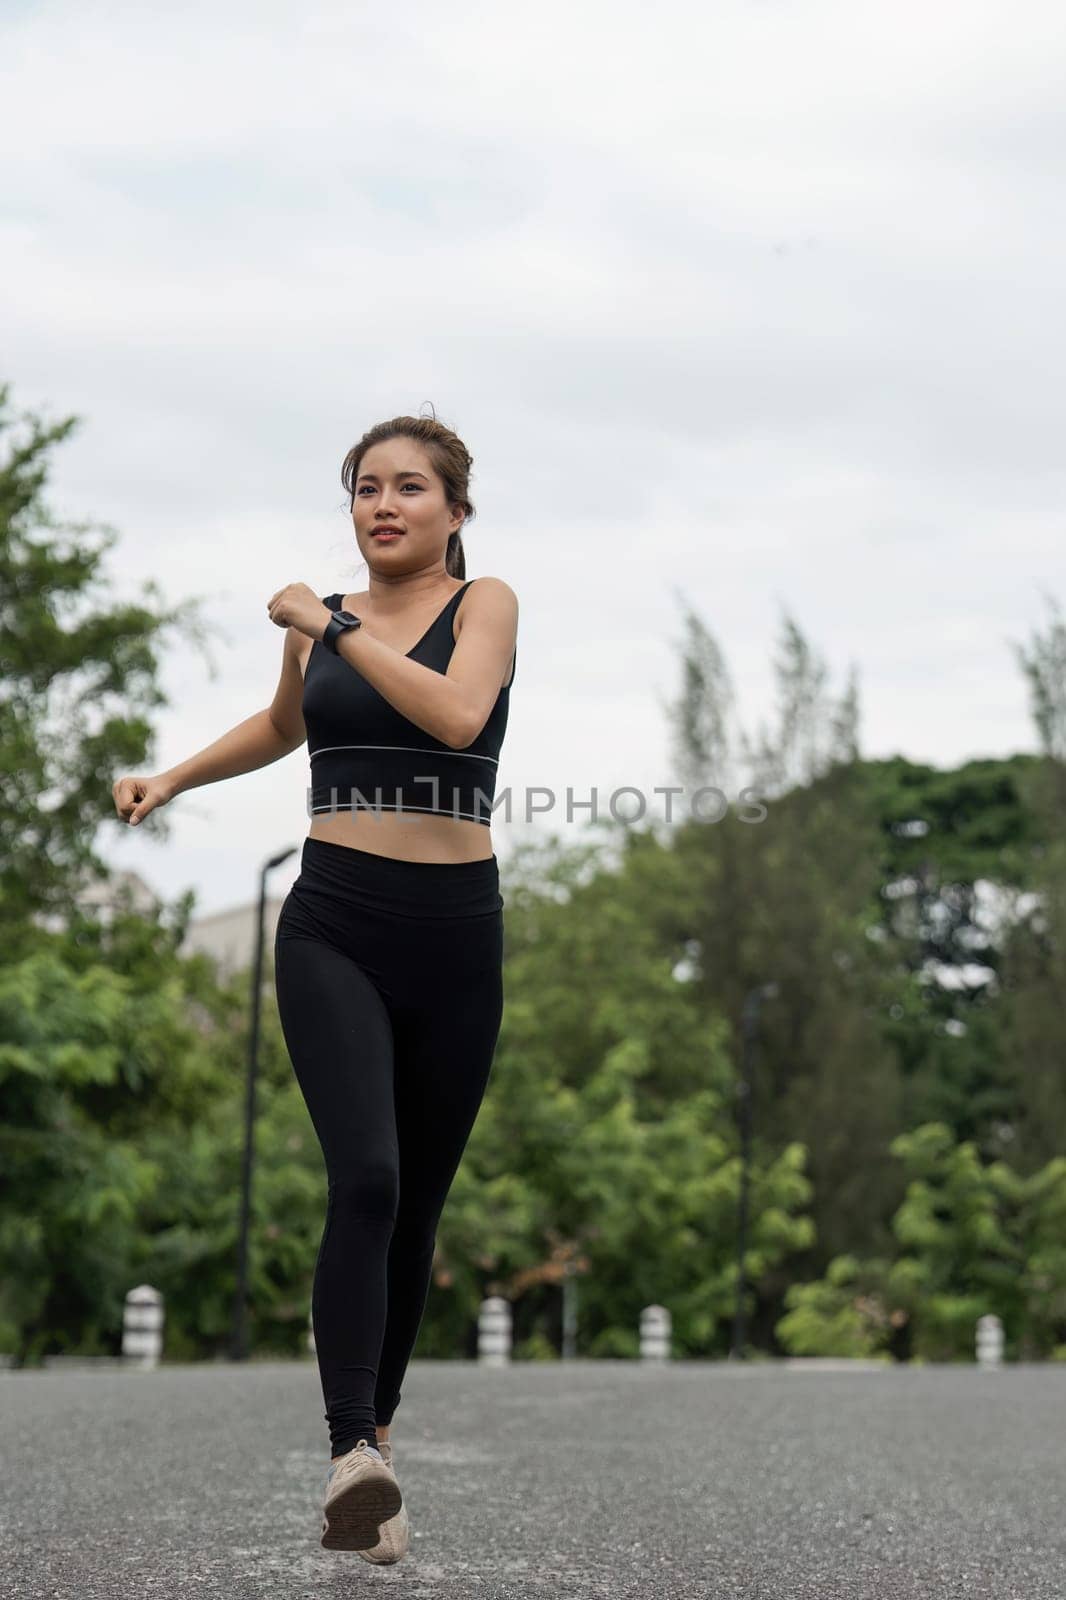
322,609,363,654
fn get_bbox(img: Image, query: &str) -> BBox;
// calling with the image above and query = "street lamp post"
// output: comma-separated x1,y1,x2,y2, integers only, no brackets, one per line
730,981,778,1362
561,1264,578,1360
230,844,297,1362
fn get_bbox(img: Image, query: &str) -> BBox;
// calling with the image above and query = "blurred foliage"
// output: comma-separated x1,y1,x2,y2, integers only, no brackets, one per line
3,381,1066,1370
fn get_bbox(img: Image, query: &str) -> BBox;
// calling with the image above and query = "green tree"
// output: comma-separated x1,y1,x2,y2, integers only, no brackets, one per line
776,1122,1066,1362
0,934,225,1360
436,831,816,1358
0,381,211,951
996,594,1066,1174
662,604,906,1297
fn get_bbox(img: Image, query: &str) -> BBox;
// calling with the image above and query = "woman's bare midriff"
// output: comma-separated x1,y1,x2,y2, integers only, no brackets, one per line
298,585,511,865
309,806,494,863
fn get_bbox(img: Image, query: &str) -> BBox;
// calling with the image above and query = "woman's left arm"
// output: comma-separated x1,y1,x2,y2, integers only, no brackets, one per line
271,577,518,749
439,576,518,746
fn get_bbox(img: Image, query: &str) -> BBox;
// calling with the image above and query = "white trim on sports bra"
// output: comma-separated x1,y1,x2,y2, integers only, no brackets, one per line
309,743,499,766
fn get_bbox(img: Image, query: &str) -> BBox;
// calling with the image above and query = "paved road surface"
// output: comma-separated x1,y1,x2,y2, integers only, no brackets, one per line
3,1358,1064,1598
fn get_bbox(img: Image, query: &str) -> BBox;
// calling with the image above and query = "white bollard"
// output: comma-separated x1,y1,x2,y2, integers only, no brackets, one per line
122,1285,164,1369
308,1305,316,1356
976,1313,1003,1369
640,1304,671,1362
478,1296,512,1366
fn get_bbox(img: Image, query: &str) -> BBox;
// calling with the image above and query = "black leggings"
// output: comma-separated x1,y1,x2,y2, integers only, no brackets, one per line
273,835,504,1459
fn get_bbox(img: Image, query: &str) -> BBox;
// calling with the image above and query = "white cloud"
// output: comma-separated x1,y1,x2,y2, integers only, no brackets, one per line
2,0,1062,915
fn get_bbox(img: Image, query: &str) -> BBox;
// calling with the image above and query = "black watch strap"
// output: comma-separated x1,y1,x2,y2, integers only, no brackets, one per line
322,608,363,655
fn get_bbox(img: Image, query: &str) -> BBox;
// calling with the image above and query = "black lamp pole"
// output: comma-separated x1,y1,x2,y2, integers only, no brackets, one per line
230,844,297,1362
730,981,778,1361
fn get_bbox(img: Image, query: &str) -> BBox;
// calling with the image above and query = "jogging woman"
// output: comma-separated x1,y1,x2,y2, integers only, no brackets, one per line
112,414,518,1562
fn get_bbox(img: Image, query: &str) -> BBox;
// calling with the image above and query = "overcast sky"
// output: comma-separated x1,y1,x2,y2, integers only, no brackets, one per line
4,0,1063,917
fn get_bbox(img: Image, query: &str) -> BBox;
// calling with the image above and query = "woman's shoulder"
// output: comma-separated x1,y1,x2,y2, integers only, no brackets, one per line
463,574,519,607
457,577,519,640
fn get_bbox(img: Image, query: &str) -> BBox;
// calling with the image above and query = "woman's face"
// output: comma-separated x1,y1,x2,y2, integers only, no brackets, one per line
351,440,461,569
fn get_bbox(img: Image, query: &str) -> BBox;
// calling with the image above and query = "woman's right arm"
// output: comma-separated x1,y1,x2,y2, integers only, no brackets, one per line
113,624,309,826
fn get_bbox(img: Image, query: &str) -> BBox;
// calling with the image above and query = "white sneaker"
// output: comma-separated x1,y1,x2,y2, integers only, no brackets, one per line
321,1438,403,1552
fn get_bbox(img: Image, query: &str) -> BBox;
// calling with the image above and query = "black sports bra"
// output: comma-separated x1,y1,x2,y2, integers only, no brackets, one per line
302,580,515,826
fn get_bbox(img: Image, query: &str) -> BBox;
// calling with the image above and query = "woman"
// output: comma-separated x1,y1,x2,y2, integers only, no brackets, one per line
112,413,518,1562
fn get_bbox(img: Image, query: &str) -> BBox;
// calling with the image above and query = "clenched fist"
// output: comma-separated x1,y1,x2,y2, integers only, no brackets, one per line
112,773,175,826
267,583,333,641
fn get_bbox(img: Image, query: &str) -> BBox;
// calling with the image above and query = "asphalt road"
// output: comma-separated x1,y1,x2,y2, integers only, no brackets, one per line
2,1358,1064,1598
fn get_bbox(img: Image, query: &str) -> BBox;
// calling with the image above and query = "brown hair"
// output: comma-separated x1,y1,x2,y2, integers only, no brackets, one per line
340,408,475,579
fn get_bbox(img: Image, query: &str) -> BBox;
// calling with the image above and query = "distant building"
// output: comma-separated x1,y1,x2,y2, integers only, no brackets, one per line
32,866,162,935
77,867,161,920
182,897,288,983
33,864,286,986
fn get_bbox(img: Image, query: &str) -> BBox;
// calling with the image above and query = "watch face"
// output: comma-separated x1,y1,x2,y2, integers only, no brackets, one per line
323,609,362,653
